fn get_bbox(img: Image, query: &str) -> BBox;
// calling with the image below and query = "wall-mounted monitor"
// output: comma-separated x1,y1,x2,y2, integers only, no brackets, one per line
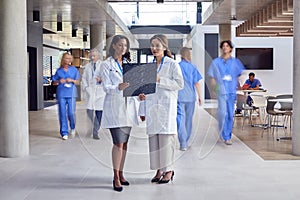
236,48,273,70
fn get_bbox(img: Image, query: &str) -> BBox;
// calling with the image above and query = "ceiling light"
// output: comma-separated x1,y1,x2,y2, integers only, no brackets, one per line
83,34,88,42
230,15,237,20
57,13,62,32
57,22,62,32
33,10,40,22
72,29,77,37
72,24,78,37
83,28,88,42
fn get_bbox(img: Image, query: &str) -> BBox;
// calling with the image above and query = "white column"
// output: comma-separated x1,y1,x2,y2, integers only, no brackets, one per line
90,24,104,59
0,0,29,157
292,0,300,155
106,21,116,55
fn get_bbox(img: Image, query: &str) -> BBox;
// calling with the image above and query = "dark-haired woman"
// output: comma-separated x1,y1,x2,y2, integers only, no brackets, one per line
101,35,136,192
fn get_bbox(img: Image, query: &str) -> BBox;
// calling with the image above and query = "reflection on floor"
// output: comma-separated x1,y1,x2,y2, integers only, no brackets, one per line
204,102,299,160
233,114,298,160
44,100,56,108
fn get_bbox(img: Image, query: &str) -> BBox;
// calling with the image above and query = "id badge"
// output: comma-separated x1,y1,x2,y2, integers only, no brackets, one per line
64,83,72,88
223,75,232,81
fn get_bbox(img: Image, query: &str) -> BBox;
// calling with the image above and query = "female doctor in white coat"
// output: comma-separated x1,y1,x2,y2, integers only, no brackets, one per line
100,35,134,192
139,34,184,184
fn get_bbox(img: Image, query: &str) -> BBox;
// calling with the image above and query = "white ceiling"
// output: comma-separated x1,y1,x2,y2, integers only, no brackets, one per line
27,0,132,49
27,0,292,49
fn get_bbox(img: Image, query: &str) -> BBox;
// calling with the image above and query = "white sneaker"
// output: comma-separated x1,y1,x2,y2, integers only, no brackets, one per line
62,135,68,140
70,129,76,135
180,147,187,151
224,140,232,145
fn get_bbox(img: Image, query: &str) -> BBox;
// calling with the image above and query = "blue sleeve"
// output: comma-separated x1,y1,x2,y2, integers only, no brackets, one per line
236,58,245,75
193,67,202,84
52,70,60,81
256,79,262,86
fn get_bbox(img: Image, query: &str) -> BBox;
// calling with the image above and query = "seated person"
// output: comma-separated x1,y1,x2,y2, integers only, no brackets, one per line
236,72,262,114
242,72,262,106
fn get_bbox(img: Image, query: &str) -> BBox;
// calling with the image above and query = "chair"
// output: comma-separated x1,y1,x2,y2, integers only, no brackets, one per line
240,92,266,130
250,92,267,127
235,91,246,115
261,96,287,138
241,103,255,130
275,94,293,140
276,94,293,111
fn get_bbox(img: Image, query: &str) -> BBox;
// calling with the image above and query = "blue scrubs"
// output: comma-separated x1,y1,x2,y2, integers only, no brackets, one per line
177,60,202,148
244,79,261,88
52,66,80,136
244,79,262,105
207,57,244,140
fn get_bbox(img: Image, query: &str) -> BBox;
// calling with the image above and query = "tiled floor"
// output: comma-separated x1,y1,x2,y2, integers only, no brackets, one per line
1,102,300,200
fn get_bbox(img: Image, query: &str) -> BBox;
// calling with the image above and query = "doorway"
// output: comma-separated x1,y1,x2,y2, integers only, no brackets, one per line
204,34,218,99
27,46,38,111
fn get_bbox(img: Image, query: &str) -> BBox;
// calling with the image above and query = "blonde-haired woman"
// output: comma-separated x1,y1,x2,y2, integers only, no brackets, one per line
52,52,80,140
139,34,184,184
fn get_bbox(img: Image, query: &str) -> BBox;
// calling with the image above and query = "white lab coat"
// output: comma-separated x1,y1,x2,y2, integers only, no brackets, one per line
82,60,105,110
140,56,184,135
100,57,139,129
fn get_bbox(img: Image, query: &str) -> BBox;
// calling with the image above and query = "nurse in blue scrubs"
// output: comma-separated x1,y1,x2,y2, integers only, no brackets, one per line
52,52,80,140
207,40,245,145
177,47,203,151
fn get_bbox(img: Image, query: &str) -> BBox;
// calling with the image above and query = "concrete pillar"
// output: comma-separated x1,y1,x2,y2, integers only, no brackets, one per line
0,0,29,157
192,25,206,100
292,0,300,155
106,21,116,56
90,24,104,59
218,24,231,56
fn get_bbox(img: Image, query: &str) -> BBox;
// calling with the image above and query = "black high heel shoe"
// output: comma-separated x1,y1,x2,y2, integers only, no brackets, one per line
120,180,130,186
151,176,161,183
151,173,164,183
157,171,174,184
113,180,123,192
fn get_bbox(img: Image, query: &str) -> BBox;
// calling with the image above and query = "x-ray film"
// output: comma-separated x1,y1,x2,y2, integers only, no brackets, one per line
123,63,157,97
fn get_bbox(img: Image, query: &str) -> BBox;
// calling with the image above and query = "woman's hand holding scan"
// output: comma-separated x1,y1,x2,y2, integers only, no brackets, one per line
138,93,146,101
118,82,129,90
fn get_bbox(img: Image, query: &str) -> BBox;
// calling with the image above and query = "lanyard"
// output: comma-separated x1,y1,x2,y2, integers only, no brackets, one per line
153,56,165,73
91,63,95,77
115,60,123,74
222,57,231,75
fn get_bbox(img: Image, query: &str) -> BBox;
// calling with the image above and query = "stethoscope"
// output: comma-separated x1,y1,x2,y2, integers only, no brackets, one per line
110,57,130,75
153,56,165,73
115,59,123,74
